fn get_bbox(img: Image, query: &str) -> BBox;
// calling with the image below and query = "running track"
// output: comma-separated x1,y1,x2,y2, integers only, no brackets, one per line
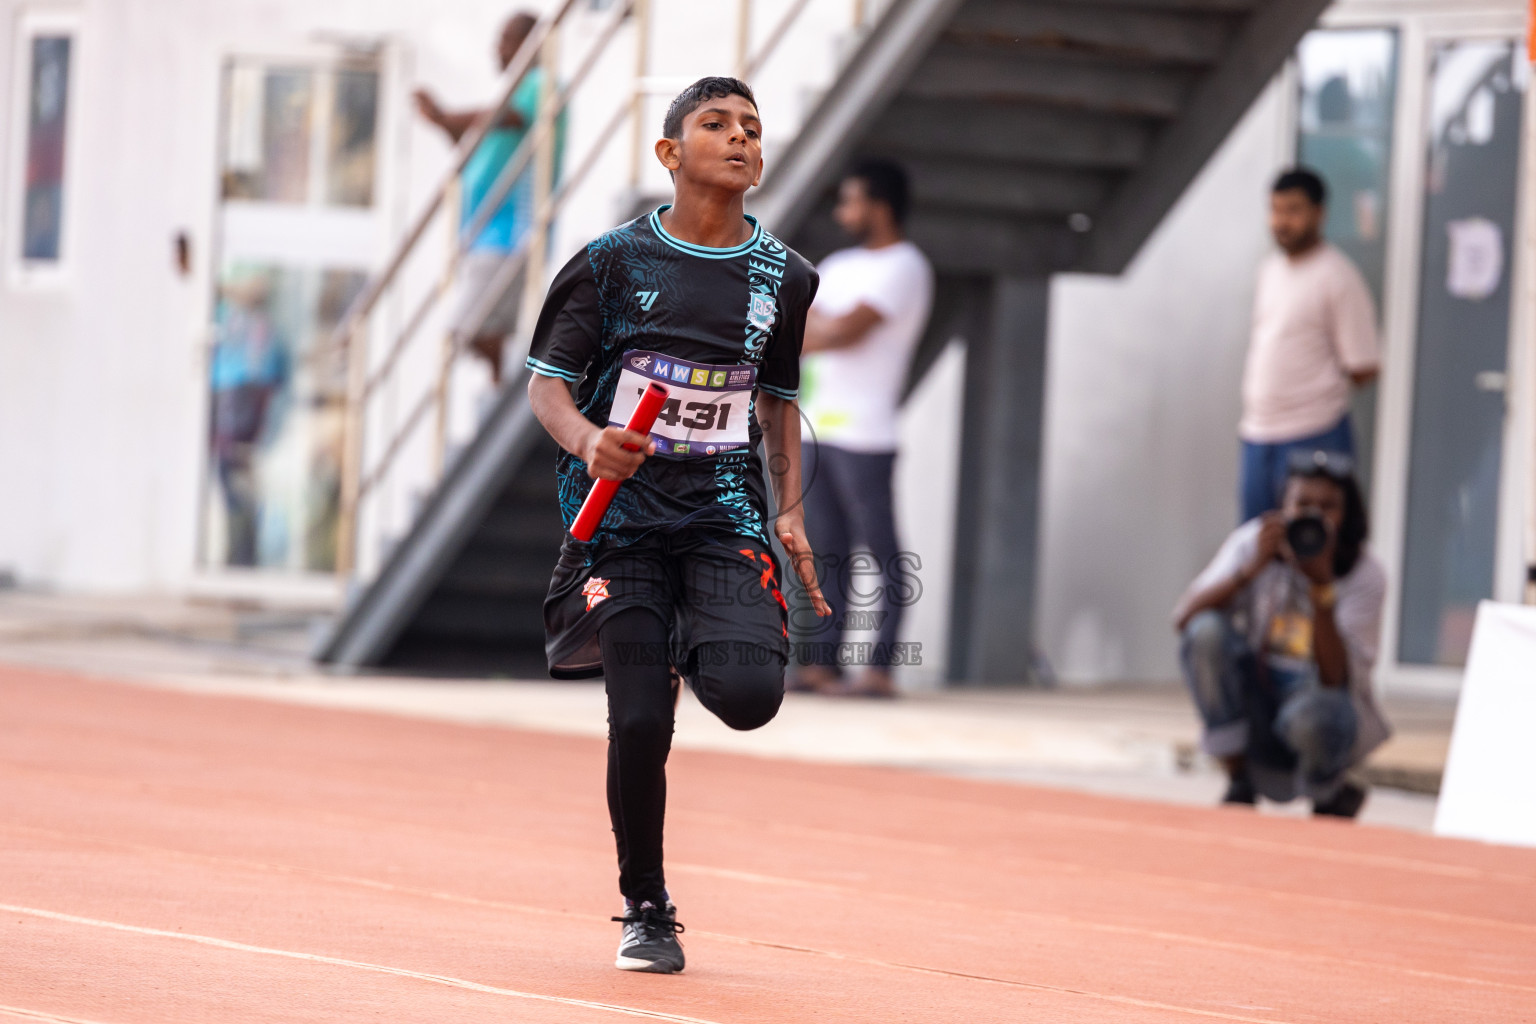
2,664,1533,1023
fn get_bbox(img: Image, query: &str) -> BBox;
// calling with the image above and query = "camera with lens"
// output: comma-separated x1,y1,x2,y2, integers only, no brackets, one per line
1285,514,1330,560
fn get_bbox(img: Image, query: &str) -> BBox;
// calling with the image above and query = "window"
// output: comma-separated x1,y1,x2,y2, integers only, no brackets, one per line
219,60,379,208
7,12,79,277
200,52,382,575
1294,28,1399,503
1295,28,1398,307
202,263,366,572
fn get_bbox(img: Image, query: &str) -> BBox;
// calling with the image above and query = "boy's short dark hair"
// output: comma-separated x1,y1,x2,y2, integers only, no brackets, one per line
662,76,757,140
846,158,910,225
1272,167,1327,207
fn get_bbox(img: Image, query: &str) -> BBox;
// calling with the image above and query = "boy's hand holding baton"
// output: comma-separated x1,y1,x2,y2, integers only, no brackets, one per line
571,382,667,542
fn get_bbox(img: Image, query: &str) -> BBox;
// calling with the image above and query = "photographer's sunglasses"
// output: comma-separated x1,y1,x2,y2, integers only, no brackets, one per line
1287,448,1356,481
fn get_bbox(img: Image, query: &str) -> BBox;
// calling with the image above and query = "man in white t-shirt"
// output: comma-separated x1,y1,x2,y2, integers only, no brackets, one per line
1239,168,1380,521
792,159,933,697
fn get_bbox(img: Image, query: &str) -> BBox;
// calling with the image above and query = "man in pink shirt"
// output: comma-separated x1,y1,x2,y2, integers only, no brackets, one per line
1239,168,1380,521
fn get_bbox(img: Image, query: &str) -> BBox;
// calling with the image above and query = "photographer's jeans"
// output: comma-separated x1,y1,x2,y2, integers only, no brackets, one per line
1181,610,1358,802
1239,415,1354,522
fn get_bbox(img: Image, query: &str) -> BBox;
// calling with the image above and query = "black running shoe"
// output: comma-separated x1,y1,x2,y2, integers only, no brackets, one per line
1221,772,1257,806
1313,780,1368,819
612,900,685,973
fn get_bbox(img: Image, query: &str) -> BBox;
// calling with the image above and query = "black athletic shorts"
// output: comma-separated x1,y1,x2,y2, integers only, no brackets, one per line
544,529,790,679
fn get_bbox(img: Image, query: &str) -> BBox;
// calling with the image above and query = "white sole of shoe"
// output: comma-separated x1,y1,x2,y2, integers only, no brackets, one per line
615,953,681,973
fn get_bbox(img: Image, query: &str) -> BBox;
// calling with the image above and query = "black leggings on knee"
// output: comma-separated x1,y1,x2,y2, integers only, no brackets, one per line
599,606,784,903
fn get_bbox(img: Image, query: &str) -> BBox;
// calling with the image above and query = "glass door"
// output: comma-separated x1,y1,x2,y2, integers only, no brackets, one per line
1397,39,1525,666
202,53,382,575
1295,28,1399,503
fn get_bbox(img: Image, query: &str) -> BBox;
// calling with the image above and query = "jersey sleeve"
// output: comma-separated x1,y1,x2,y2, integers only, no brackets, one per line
758,259,819,401
526,247,600,383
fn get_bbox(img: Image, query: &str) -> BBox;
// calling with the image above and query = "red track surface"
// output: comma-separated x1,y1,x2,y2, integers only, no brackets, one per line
1,664,1533,1023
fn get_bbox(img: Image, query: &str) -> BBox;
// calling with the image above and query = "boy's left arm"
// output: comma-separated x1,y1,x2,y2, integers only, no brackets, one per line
758,393,830,617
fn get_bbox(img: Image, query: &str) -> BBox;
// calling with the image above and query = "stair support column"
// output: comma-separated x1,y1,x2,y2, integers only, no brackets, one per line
948,275,1049,685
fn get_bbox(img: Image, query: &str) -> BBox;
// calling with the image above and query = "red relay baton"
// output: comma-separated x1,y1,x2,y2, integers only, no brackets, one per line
570,381,669,542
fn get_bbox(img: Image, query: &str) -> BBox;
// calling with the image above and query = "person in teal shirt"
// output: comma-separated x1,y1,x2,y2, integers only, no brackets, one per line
415,12,561,382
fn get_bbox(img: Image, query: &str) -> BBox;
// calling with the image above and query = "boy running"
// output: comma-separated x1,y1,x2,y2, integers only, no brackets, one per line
524,76,829,975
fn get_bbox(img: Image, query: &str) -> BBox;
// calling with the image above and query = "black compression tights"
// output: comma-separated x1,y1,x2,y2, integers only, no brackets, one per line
599,606,785,904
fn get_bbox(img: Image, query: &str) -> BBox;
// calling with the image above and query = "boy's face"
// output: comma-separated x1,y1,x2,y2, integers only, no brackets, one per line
656,93,763,192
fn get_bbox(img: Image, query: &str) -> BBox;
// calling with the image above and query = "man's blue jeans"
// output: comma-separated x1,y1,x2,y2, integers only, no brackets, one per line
798,440,904,669
1180,610,1358,802
1239,416,1354,522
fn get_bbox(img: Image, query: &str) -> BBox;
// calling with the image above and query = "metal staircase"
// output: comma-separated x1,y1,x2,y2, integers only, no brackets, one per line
757,0,1330,272
317,0,1328,676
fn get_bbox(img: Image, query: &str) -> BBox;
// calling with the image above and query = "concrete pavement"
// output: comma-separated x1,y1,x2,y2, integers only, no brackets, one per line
0,590,1452,831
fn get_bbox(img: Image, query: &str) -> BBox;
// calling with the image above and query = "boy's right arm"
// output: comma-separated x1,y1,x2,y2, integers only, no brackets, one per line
526,374,655,481
526,248,655,479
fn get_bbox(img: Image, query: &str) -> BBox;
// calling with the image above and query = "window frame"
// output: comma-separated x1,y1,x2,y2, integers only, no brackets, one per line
5,7,83,288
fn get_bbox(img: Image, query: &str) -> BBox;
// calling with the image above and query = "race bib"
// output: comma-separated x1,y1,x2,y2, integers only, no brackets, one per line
609,349,756,456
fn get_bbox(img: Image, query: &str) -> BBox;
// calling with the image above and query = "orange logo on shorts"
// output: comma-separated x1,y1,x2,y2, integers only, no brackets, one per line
739,548,776,590
582,576,611,611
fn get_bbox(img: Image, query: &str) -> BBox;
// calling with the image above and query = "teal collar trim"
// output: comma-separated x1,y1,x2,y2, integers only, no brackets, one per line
650,206,762,259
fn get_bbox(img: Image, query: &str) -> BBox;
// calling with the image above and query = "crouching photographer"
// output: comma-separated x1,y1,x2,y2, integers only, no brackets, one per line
1172,450,1389,818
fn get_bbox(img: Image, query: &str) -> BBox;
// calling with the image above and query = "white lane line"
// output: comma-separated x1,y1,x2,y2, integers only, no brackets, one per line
670,862,1536,997
9,821,1534,1001
7,899,1292,1024
682,809,1536,936
9,760,1530,935
0,903,720,1024
0,1006,114,1024
689,803,1536,888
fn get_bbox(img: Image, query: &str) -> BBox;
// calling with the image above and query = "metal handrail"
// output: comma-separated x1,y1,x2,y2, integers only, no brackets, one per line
357,0,636,404
356,98,633,502
334,0,864,579
741,0,817,80
329,0,578,354
334,0,630,573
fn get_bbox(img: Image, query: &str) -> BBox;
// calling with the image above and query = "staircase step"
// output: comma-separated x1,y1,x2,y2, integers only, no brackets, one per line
405,593,548,643
382,632,551,677
475,503,567,546
948,0,1239,67
436,551,555,599
909,43,1199,118
867,100,1155,170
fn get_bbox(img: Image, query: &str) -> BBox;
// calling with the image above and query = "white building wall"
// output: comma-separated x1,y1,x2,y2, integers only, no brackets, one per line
1036,80,1292,684
0,0,562,593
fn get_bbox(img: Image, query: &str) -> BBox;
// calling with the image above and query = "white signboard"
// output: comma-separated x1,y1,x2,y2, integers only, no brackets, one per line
1434,601,1536,847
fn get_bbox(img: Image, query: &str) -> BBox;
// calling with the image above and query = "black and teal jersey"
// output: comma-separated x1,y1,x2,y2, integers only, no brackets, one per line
526,206,818,543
